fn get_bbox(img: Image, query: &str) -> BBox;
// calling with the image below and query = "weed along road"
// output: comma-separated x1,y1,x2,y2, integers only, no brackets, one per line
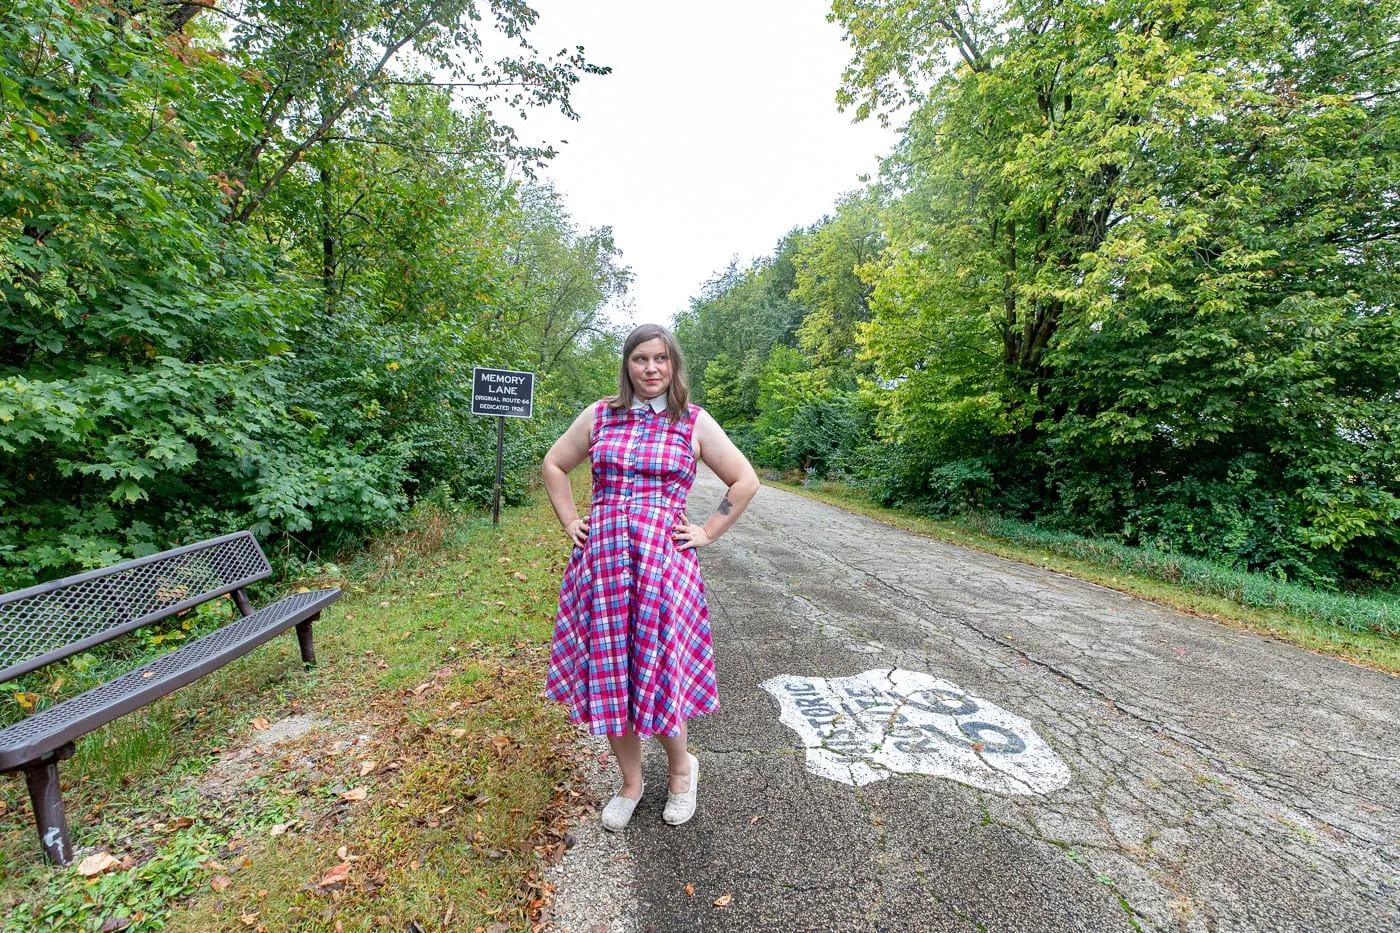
546,467,1400,933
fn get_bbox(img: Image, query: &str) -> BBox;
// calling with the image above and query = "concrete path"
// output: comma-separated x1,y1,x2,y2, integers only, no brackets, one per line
546,469,1400,932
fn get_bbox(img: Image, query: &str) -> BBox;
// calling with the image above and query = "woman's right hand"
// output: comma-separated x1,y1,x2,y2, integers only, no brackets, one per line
564,517,590,548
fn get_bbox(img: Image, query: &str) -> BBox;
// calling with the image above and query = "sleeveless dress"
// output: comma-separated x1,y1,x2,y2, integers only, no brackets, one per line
544,399,720,737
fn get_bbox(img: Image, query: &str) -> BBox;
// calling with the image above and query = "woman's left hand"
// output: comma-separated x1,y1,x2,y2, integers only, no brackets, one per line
672,512,712,551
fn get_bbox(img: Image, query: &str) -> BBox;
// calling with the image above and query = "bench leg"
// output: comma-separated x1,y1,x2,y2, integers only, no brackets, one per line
295,614,318,668
23,744,75,866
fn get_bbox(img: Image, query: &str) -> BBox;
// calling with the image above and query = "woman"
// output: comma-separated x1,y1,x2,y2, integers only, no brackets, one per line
541,323,759,830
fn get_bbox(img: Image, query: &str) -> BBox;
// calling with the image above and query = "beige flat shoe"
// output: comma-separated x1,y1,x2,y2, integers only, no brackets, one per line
663,752,699,825
601,783,644,832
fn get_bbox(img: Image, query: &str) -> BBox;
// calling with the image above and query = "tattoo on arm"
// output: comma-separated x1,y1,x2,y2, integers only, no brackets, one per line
716,496,734,516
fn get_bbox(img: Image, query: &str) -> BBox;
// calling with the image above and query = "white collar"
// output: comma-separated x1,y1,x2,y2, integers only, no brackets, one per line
630,392,668,413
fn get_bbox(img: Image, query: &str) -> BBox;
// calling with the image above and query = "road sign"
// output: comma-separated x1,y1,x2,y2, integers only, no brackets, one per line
471,367,534,418
471,367,535,526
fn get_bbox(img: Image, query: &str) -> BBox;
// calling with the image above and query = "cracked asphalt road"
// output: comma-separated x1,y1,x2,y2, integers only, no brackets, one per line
547,469,1400,933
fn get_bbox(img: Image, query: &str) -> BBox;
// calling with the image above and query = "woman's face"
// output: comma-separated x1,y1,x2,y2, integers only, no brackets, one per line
627,337,673,400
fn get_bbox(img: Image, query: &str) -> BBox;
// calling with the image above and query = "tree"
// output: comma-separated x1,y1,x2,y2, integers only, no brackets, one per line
832,0,1400,583
0,0,611,587
791,189,885,378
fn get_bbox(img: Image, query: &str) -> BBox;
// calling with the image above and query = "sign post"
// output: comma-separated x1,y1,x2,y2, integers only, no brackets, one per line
471,367,535,526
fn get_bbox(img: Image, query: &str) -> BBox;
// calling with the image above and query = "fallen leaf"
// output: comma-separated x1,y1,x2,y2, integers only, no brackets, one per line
210,875,232,892
491,735,511,751
341,786,368,802
98,917,131,932
713,893,732,907
749,814,763,825
269,822,291,836
169,816,194,830
359,760,378,777
316,862,351,887
450,728,467,739
250,717,270,731
512,571,527,581
76,853,121,877
685,883,694,897
412,681,434,696
239,913,259,926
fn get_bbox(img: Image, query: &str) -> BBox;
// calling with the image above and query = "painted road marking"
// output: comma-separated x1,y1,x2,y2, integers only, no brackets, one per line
761,669,1071,794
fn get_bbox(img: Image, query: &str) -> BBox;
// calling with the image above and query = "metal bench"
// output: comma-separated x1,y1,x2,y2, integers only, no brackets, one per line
0,531,340,865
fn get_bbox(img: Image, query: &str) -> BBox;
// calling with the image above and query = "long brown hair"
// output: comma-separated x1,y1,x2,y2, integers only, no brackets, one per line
609,324,690,422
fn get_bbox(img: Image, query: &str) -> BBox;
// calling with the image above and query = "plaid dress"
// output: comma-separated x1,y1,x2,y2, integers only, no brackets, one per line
544,399,719,737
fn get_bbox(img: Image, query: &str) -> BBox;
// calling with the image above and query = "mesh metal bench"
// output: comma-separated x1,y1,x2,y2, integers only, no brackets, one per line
0,531,340,865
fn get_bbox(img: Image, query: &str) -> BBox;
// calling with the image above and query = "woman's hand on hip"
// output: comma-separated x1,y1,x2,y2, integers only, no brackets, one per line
564,518,589,548
672,512,712,551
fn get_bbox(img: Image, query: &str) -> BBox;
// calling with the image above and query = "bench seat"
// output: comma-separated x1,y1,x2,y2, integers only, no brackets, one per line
0,587,339,773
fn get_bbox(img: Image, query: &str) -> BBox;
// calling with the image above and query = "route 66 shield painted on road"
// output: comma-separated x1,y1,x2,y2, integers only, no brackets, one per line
762,669,1071,794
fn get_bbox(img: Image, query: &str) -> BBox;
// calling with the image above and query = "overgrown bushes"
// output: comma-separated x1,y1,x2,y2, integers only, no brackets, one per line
0,0,618,590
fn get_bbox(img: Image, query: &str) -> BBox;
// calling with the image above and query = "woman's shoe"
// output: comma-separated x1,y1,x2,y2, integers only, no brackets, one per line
600,784,644,832
663,752,699,825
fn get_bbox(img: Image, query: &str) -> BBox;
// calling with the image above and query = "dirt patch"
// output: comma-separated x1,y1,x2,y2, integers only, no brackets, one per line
195,714,332,800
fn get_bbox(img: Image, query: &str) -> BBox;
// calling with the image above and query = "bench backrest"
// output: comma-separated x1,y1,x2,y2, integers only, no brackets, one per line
0,532,272,684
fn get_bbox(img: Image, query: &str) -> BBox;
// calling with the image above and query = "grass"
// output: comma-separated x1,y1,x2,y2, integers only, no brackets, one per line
0,481,590,932
771,478,1400,675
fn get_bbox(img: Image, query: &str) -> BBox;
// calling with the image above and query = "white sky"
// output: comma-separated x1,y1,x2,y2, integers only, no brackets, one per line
515,1,899,326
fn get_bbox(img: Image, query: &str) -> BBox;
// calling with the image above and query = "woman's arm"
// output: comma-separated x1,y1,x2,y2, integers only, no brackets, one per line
542,406,595,548
674,409,760,551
